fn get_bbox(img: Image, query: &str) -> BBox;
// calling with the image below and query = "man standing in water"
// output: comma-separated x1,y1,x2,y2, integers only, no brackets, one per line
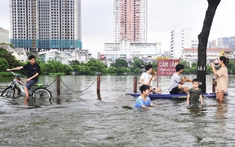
7,55,41,106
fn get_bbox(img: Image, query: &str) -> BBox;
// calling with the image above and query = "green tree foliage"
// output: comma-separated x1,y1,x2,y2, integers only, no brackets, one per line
180,59,190,68
70,60,80,65
133,68,142,74
111,58,128,68
227,60,235,74
0,57,9,72
86,59,107,74
151,61,158,71
188,62,197,74
116,67,127,75
107,66,117,74
129,57,145,73
0,48,22,68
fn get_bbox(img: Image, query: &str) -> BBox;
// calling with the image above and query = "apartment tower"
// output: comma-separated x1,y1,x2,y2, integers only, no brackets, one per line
10,0,81,51
113,0,147,43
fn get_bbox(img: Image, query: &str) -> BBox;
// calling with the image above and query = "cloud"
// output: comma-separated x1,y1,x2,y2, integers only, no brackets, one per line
0,0,10,30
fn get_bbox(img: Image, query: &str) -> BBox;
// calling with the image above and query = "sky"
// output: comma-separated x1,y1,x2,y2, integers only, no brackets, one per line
0,0,235,57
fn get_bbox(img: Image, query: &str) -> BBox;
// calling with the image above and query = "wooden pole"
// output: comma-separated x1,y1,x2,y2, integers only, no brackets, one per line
134,77,137,93
212,78,216,93
97,72,101,101
57,75,60,95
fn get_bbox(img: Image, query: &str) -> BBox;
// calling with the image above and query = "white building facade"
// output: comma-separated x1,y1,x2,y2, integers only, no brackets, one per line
104,40,161,60
182,48,234,62
38,49,91,65
170,26,191,59
0,27,9,44
69,49,91,63
10,0,82,51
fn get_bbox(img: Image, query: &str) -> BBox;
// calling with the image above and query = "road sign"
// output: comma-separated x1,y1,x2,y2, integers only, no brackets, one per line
157,59,179,76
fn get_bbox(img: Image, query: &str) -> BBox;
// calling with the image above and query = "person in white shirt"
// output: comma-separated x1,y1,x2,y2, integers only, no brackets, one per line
139,64,162,94
168,64,192,94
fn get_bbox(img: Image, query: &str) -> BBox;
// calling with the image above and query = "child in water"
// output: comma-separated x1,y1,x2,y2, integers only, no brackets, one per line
134,85,154,109
187,79,204,107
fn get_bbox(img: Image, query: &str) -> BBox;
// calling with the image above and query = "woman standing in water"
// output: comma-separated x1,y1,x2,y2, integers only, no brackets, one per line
211,56,229,102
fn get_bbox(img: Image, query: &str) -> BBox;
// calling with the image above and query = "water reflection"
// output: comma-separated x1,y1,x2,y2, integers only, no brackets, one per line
188,106,206,116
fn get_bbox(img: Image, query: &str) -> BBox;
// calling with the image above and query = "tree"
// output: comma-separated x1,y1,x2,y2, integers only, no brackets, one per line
111,58,128,68
0,48,22,69
130,57,145,72
197,0,221,93
0,57,9,72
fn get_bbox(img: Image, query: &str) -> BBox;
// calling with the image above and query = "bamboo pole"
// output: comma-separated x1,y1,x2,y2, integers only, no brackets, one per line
134,77,137,93
57,75,60,95
97,72,101,101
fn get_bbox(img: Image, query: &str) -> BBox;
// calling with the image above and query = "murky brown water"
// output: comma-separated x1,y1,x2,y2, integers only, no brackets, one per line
0,75,235,146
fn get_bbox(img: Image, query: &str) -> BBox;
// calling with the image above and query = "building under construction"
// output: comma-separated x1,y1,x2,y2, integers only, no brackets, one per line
10,0,82,52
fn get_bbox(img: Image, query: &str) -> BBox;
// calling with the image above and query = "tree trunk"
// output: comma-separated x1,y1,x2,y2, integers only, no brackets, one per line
197,0,221,93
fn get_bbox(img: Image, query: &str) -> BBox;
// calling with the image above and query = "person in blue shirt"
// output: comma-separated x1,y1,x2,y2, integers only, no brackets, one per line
134,85,154,109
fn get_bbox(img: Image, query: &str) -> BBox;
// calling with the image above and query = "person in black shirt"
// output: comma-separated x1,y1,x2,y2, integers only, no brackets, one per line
7,55,40,106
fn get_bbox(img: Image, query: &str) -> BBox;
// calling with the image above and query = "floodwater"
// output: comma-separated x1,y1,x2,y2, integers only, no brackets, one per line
0,75,235,147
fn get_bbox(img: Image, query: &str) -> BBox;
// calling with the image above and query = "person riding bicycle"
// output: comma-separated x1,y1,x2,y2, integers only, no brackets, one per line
6,55,41,106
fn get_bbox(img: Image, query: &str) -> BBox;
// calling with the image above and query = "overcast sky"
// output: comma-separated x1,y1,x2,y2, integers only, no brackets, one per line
0,0,235,57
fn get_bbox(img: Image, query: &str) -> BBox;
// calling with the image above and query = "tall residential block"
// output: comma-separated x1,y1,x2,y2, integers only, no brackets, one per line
0,27,9,44
10,0,82,51
170,26,191,59
113,0,147,43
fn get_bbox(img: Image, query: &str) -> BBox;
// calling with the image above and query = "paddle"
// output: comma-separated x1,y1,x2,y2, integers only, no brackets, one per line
148,70,156,85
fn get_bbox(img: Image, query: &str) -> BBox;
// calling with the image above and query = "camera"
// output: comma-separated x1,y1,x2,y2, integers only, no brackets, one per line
214,59,219,68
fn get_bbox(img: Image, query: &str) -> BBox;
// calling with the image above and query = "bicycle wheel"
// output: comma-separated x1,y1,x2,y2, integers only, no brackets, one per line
32,88,52,106
1,86,15,98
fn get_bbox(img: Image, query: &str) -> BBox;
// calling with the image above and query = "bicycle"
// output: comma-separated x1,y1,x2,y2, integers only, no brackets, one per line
1,71,52,106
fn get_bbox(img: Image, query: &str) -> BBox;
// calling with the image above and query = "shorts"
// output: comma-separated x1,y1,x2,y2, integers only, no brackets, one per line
25,80,37,89
169,87,184,94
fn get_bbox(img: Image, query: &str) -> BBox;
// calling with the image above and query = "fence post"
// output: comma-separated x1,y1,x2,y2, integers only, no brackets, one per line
212,78,216,93
97,72,101,101
134,77,137,93
57,75,60,95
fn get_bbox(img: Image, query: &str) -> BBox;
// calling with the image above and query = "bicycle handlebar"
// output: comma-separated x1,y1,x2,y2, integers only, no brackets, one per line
10,71,24,78
10,71,17,76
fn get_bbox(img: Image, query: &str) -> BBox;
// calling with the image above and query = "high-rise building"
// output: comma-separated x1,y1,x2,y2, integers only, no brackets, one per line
0,27,9,44
113,0,147,43
10,0,82,51
217,37,230,48
230,36,235,51
104,0,161,60
208,39,217,48
170,26,191,59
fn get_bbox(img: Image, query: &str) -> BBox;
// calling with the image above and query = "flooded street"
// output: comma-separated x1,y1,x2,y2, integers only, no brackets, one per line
0,75,235,147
